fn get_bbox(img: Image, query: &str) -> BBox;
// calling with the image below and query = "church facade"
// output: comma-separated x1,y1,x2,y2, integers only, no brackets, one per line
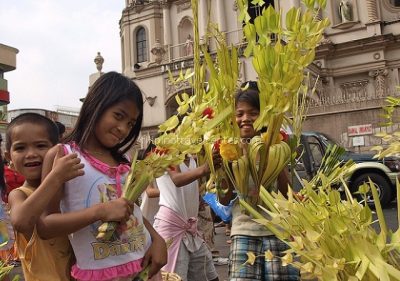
119,0,400,152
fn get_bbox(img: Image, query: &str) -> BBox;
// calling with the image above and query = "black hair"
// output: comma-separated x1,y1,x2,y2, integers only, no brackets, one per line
6,113,59,151
235,80,260,111
64,71,144,162
55,121,66,139
138,141,156,160
235,81,268,133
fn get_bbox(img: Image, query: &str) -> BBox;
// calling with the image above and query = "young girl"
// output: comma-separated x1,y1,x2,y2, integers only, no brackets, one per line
222,81,299,280
38,72,167,281
6,113,85,281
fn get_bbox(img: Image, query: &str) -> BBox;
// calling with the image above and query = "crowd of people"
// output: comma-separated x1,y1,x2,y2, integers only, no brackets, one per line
0,72,299,281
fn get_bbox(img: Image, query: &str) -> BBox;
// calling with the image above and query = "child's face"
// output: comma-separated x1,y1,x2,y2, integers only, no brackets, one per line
90,99,140,150
6,123,53,187
235,101,260,139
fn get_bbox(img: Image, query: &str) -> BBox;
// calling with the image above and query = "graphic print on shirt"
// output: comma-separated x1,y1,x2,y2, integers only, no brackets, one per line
91,183,146,260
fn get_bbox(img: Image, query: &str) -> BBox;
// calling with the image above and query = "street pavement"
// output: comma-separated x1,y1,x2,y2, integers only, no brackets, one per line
213,224,230,281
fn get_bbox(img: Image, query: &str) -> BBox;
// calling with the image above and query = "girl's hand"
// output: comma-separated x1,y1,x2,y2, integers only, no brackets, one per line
142,233,167,278
98,198,133,223
51,144,85,183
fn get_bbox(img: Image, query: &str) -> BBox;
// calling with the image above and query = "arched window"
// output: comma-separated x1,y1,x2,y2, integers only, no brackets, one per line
245,0,275,41
136,27,147,63
248,0,274,24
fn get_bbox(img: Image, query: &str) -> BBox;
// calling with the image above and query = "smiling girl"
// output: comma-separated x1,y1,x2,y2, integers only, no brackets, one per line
37,72,166,281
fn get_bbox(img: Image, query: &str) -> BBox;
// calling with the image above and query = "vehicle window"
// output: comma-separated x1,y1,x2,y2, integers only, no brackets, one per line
319,133,350,152
307,136,324,167
294,146,305,171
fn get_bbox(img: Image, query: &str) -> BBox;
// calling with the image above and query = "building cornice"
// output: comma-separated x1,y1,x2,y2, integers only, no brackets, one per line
316,33,400,59
121,1,162,19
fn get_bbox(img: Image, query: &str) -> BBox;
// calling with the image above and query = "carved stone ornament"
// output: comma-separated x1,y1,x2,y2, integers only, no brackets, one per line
146,96,157,106
319,34,332,45
373,52,381,60
331,0,359,29
94,52,104,72
161,0,170,8
177,0,191,12
366,0,379,22
339,0,353,23
369,69,389,98
166,79,191,101
151,39,166,64
339,80,369,102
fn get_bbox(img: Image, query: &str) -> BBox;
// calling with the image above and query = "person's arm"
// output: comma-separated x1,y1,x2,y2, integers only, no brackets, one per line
168,162,210,187
145,181,160,198
38,198,134,239
142,218,167,278
169,152,222,187
37,145,133,239
9,144,84,239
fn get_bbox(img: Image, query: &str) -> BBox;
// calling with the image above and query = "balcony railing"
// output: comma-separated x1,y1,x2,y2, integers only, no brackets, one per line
164,29,245,63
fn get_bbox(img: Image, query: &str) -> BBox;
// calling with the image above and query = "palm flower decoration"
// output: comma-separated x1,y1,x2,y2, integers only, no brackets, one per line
200,0,328,210
198,28,242,195
0,261,16,281
96,148,182,240
240,145,400,280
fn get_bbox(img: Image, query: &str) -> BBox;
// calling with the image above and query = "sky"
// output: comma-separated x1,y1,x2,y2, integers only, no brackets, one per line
0,0,125,112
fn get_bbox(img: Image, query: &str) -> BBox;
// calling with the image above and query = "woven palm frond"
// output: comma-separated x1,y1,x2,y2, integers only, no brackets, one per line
161,271,182,281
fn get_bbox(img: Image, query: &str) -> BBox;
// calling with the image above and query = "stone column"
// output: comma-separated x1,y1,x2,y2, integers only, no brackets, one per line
199,0,208,39
216,0,226,32
369,69,388,98
366,0,379,22
162,2,171,46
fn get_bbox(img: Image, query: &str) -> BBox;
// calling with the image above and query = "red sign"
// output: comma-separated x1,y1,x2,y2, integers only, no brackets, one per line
348,124,373,136
0,90,10,105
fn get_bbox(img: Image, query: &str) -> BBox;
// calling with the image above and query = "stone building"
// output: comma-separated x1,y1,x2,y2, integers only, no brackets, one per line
0,43,18,145
119,0,400,151
7,108,79,136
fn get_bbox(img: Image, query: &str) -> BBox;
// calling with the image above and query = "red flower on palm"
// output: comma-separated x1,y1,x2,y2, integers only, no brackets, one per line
202,107,214,119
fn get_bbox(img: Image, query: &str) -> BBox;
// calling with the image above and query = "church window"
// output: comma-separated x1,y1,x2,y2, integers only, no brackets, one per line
136,27,147,63
247,0,274,23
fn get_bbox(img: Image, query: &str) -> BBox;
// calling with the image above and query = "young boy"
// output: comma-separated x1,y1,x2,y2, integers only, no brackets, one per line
221,82,299,280
6,113,84,281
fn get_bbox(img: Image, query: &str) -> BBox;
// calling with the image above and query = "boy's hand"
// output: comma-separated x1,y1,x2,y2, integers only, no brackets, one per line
52,144,85,182
99,198,134,223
